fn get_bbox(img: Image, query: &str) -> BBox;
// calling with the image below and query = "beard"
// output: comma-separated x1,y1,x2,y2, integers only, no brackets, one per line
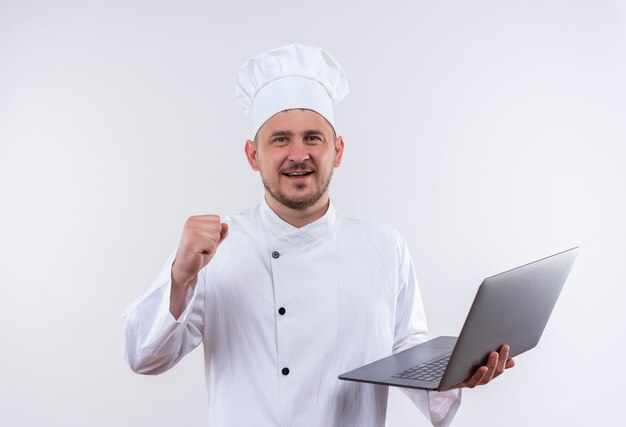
261,168,333,210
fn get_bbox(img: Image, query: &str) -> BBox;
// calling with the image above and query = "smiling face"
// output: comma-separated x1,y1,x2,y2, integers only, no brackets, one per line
245,109,344,213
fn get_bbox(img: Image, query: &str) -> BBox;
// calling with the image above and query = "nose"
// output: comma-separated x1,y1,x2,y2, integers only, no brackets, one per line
287,140,310,164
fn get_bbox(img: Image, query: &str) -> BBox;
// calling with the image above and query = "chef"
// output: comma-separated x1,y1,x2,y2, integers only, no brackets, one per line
122,43,514,427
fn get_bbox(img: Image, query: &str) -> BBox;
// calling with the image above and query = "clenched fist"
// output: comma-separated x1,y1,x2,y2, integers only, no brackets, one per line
171,215,228,294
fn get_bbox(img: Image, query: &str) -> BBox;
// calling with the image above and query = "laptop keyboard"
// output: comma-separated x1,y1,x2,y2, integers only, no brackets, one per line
392,352,452,382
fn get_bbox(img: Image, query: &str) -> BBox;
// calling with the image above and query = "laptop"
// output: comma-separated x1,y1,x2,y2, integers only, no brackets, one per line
338,247,578,391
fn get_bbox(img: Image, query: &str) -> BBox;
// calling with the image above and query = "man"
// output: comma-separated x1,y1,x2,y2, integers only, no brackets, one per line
122,43,514,426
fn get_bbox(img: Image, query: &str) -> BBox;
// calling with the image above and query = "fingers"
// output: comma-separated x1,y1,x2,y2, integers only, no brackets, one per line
452,355,496,389
479,351,500,385
505,358,516,369
184,215,227,253
454,345,516,390
480,345,511,384
219,223,229,243
493,345,510,379
173,215,230,283
454,365,488,389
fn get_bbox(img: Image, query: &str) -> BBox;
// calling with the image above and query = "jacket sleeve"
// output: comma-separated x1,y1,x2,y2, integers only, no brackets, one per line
393,237,462,427
121,249,205,375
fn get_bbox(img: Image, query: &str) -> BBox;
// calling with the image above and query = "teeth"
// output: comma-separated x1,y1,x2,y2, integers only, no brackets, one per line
285,171,311,176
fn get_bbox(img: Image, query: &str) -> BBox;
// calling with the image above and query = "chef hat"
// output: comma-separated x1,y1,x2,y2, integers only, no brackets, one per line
235,43,349,137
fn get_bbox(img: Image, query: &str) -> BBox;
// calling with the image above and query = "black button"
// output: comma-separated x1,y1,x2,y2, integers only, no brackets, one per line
272,251,280,259
278,307,286,315
282,367,290,375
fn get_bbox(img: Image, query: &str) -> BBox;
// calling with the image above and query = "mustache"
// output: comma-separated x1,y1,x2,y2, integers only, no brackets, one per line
280,162,314,174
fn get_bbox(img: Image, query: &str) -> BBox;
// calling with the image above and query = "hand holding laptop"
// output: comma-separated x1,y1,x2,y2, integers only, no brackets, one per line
451,344,516,389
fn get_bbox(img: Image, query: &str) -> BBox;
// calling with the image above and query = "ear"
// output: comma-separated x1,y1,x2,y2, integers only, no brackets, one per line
333,135,345,167
245,139,259,171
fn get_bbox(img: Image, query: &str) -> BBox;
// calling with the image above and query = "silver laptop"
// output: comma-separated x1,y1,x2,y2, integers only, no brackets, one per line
338,247,578,391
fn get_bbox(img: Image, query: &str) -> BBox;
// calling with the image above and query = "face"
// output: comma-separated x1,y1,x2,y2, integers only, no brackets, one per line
245,109,344,211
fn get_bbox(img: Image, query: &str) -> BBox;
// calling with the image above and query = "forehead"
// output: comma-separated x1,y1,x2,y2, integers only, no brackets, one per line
257,109,334,137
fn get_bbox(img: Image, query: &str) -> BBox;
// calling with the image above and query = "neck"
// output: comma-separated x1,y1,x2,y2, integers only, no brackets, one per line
265,193,330,228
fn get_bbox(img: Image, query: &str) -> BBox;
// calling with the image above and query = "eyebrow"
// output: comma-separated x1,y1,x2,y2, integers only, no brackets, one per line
267,130,326,139
267,130,294,139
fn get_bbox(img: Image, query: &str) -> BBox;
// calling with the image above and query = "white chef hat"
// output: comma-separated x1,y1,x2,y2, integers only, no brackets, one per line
235,43,349,137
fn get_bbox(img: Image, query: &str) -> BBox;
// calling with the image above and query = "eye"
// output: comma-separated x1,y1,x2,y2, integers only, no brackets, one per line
273,137,287,144
305,135,322,142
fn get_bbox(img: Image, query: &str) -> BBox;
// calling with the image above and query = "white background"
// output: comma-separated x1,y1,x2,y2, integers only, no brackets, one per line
1,1,624,426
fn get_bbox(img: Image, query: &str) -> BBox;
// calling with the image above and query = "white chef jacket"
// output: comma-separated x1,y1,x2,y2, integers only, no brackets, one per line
122,200,461,426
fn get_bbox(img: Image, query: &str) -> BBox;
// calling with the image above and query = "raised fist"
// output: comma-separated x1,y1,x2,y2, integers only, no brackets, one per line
171,215,229,285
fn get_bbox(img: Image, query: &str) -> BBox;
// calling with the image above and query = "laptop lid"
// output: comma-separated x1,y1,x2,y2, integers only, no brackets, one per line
438,246,578,389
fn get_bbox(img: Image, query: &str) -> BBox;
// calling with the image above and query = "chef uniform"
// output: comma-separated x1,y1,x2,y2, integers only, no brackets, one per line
122,43,462,427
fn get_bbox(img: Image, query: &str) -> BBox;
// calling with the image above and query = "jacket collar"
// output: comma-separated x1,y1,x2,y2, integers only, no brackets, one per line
259,197,337,246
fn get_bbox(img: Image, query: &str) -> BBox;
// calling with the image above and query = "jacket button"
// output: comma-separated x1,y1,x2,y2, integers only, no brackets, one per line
278,307,286,315
272,251,280,259
282,367,290,375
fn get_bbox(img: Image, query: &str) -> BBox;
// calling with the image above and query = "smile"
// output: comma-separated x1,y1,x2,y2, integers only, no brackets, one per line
283,171,313,177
